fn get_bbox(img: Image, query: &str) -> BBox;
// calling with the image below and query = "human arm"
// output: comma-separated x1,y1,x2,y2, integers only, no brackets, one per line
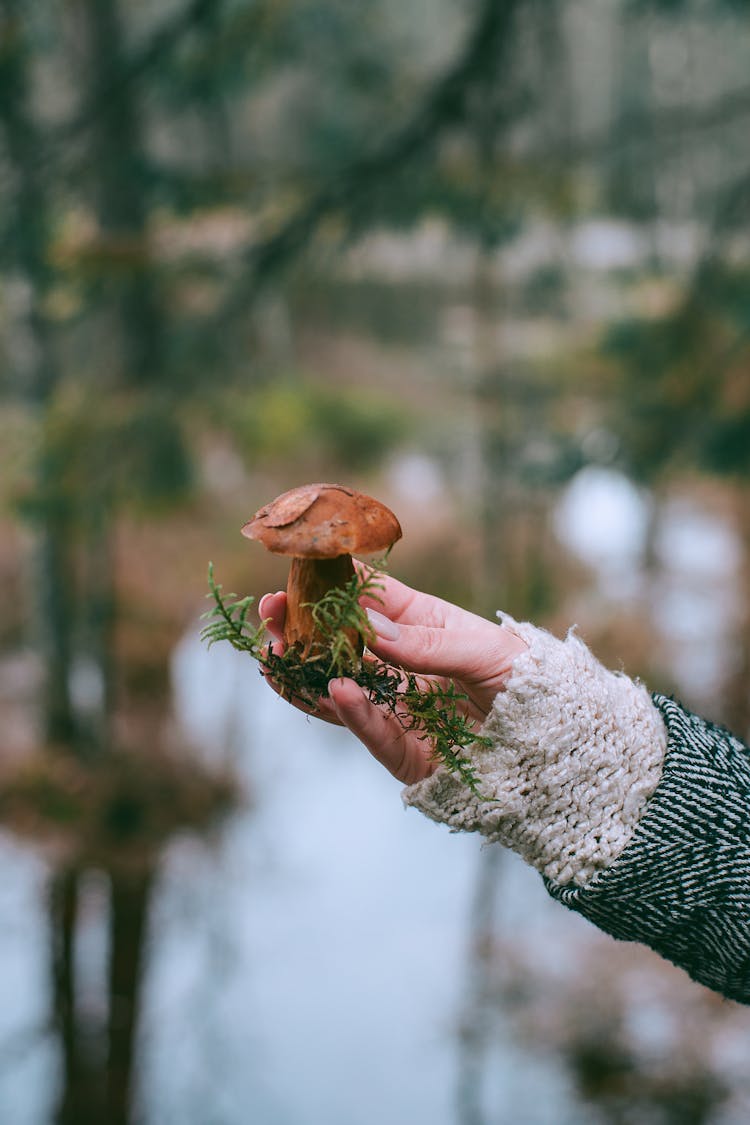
260,574,750,1004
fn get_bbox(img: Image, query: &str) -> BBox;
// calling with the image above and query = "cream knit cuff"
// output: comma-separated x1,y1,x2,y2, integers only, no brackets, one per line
402,616,668,888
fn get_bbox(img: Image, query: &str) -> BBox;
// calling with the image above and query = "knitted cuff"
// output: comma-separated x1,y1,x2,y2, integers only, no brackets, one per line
402,617,668,888
548,694,750,1003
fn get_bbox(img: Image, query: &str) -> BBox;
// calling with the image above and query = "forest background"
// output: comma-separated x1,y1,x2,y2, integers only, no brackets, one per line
1,1,750,1122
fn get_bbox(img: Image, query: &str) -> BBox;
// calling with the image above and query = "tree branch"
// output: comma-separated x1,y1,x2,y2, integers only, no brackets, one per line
216,0,525,316
54,0,223,148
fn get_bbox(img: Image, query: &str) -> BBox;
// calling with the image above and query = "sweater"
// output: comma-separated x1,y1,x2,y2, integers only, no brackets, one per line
403,617,750,1005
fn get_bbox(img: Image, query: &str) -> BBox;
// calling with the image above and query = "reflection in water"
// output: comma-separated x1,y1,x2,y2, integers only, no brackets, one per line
145,636,585,1124
455,844,504,1125
0,733,232,1123
50,864,153,1124
0,839,54,1125
2,470,748,1122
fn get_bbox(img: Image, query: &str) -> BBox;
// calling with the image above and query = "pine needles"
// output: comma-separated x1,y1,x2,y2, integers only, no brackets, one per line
201,562,487,791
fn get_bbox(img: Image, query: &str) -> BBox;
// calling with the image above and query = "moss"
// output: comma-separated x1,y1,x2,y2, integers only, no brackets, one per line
202,562,488,791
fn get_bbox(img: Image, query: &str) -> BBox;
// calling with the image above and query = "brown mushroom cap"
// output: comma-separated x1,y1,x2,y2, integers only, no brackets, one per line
241,483,402,559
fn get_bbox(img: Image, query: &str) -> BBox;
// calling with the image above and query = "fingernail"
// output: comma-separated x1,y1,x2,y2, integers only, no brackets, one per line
259,591,284,615
327,679,347,709
366,608,400,641
328,679,367,710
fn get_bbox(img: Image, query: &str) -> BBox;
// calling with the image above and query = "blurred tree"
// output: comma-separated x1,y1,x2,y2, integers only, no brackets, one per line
0,4,223,1120
0,2,543,1121
0,0,549,764
2,0,750,1121
605,238,750,738
0,0,76,747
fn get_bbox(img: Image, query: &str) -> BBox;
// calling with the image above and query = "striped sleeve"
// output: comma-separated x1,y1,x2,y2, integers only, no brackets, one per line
545,693,750,1004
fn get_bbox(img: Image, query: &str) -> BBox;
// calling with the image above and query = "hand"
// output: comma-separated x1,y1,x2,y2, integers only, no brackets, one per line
258,570,527,786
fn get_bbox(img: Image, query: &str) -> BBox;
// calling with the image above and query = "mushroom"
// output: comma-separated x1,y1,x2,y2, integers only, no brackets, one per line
241,483,402,658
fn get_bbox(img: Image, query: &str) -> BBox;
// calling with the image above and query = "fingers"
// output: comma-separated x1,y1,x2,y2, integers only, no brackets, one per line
263,568,492,639
355,562,508,643
256,575,526,754
258,590,286,643
328,678,437,785
364,613,524,692
354,563,480,631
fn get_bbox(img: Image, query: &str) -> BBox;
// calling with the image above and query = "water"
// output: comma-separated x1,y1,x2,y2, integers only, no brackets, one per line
0,472,745,1123
0,839,56,1125
151,634,583,1124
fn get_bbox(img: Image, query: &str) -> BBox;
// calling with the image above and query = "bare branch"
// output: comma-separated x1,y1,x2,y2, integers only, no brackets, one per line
215,0,525,317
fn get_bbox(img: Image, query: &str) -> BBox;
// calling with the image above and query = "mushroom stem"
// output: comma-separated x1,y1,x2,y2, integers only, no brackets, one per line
284,554,358,658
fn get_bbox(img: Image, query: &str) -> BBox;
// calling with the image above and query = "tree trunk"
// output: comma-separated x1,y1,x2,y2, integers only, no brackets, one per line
0,0,79,748
75,0,170,745
51,867,106,1123
106,870,154,1125
81,0,164,386
455,844,504,1125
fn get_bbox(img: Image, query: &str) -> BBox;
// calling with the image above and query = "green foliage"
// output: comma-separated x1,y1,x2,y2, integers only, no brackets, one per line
200,565,266,656
703,411,750,476
18,391,194,522
604,265,750,482
149,0,415,176
308,566,380,677
201,562,489,791
226,378,408,471
119,400,195,508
